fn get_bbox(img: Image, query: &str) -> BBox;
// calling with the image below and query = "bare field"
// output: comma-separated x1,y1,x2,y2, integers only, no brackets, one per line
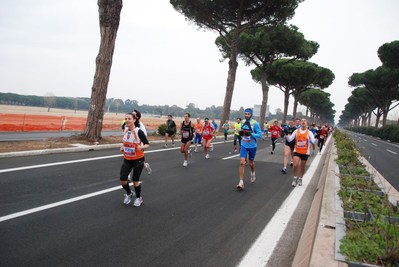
0,104,173,131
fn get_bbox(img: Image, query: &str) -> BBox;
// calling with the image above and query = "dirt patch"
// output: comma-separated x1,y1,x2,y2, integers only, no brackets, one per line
0,134,166,153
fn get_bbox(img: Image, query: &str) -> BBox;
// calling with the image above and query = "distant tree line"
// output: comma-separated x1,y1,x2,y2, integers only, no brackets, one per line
1,92,276,120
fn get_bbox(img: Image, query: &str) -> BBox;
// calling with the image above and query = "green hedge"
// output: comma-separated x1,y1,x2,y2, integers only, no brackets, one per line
348,125,399,142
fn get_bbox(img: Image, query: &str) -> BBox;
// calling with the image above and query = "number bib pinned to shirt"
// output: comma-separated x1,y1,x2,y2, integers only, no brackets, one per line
243,136,251,143
123,143,136,157
183,131,190,139
297,139,307,149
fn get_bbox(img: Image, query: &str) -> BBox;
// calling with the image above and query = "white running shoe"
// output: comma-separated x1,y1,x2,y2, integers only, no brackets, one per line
145,163,152,175
205,154,210,159
210,145,214,152
250,172,256,183
292,178,298,187
172,143,175,147
188,149,192,158
123,192,135,205
298,178,303,186
133,197,143,207
183,160,188,167
237,180,244,190
163,144,168,148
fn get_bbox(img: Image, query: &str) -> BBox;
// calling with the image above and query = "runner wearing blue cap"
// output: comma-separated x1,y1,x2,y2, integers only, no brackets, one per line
236,108,263,190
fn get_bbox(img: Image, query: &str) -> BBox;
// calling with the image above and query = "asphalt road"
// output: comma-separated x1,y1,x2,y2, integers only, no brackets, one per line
345,130,399,190
0,137,322,267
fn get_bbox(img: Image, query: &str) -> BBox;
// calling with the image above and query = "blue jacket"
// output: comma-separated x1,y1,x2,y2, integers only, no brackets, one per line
240,119,262,148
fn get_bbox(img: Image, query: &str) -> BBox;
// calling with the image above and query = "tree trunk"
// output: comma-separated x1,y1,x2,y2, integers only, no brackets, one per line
292,95,298,120
375,107,381,128
83,0,122,140
367,110,372,127
282,90,290,124
259,70,269,129
219,40,238,131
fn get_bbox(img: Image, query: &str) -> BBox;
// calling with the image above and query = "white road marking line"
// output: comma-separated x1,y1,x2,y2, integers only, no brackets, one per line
386,149,397,155
0,154,122,174
372,143,377,146
0,145,209,174
222,154,240,160
0,183,125,223
237,136,327,266
363,139,368,142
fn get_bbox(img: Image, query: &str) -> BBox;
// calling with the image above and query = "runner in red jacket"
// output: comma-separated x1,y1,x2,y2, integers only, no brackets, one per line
269,121,281,154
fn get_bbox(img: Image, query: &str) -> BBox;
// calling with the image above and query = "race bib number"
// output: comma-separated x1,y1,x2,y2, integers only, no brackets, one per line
297,139,307,149
272,131,278,135
124,144,136,157
243,136,251,143
320,135,325,139
197,128,201,133
183,131,189,138
204,130,210,136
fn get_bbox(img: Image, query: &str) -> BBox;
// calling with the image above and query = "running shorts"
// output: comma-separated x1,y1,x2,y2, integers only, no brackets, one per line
166,130,174,136
240,146,257,161
294,152,309,161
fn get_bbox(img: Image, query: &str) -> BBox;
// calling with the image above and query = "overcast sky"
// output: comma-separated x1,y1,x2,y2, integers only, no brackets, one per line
1,0,398,123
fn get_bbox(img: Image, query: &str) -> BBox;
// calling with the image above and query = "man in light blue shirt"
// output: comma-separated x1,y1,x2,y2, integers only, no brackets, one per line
237,108,263,190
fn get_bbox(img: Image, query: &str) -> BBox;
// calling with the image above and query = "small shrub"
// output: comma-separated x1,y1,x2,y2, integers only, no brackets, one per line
157,124,167,136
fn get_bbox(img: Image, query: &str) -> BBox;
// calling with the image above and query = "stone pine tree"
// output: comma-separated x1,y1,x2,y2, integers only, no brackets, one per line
84,0,123,140
348,66,399,127
266,59,334,123
216,24,318,128
170,0,302,131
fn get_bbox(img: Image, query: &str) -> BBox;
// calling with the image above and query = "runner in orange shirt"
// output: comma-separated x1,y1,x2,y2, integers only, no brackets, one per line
285,118,316,187
194,117,203,153
120,113,150,207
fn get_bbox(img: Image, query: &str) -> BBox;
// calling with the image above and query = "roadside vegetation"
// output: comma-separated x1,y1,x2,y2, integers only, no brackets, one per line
335,129,399,266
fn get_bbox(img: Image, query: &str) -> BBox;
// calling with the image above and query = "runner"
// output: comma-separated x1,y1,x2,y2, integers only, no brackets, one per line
223,120,230,141
133,110,152,175
202,117,215,159
180,113,195,167
286,118,316,187
317,124,328,155
295,118,301,129
163,115,176,148
309,123,317,155
212,119,218,139
269,120,282,154
263,120,270,140
194,117,203,153
236,108,262,190
120,113,149,207
281,118,296,173
233,118,242,153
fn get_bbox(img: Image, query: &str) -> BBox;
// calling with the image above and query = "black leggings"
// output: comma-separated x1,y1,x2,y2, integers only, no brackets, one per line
318,138,325,152
120,157,145,182
271,138,278,151
234,135,241,146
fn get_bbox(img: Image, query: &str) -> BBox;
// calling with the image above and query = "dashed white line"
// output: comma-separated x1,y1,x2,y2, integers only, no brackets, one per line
386,149,398,155
372,143,377,146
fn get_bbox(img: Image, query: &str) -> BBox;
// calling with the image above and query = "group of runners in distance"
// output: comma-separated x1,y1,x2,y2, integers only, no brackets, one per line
119,108,332,207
